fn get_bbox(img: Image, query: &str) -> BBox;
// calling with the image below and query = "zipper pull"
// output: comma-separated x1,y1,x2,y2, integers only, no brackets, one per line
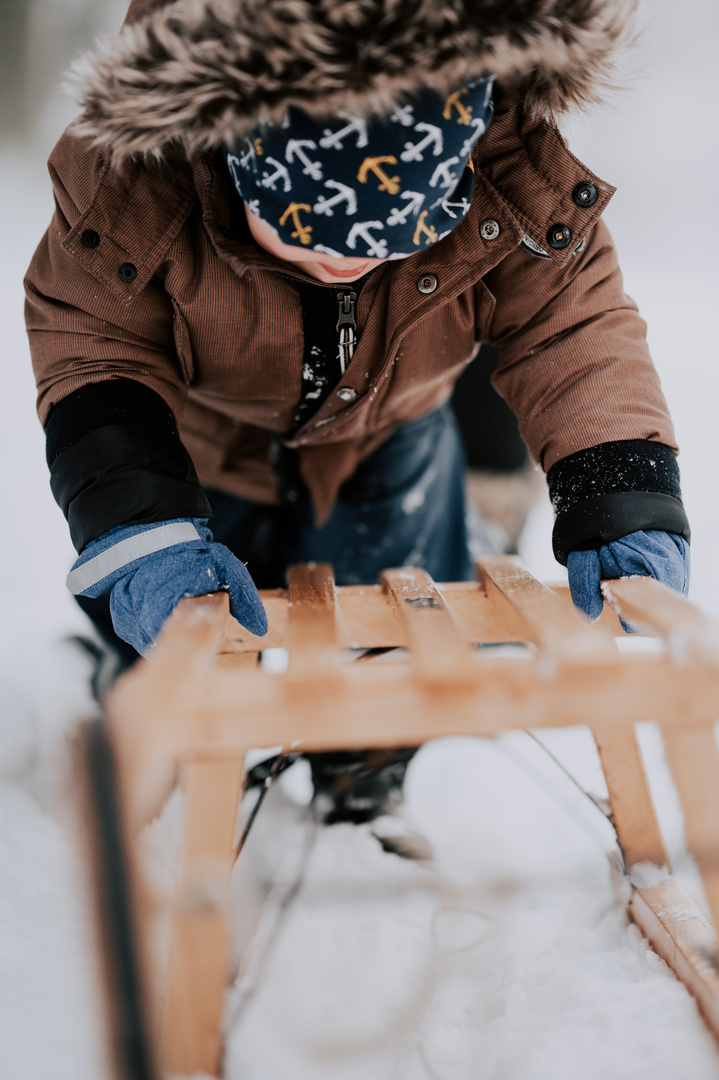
336,291,357,331
336,291,357,375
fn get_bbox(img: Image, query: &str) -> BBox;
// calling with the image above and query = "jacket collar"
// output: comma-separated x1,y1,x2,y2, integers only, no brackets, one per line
61,141,197,303
473,94,615,263
62,99,613,302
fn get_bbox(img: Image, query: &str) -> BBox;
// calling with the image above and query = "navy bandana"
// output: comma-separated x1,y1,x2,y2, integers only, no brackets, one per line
225,78,494,259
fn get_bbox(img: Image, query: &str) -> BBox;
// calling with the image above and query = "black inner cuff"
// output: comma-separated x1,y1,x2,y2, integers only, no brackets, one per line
552,490,690,566
45,378,178,467
548,439,689,564
547,439,683,516
46,380,212,551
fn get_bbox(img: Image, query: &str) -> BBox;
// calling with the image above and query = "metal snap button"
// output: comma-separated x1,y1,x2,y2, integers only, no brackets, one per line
336,387,358,403
572,182,598,208
118,262,138,283
479,219,500,241
417,274,438,294
81,229,100,249
546,224,572,250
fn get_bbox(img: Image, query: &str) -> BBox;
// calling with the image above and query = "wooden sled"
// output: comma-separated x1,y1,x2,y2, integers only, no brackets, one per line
77,556,719,1079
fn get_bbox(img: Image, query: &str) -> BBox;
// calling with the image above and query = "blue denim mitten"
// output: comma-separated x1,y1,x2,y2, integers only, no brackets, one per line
67,517,267,654
567,530,690,632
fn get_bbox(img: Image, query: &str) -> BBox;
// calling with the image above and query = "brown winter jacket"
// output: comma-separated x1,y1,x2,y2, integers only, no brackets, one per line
24,0,685,554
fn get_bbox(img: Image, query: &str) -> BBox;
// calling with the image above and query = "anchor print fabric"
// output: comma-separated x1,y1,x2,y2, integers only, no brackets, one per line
224,78,494,259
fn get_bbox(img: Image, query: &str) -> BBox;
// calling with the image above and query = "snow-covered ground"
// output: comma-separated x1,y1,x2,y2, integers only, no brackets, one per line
1,2,719,1077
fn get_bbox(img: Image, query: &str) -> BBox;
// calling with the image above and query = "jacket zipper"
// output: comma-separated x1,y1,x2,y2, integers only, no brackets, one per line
336,291,357,374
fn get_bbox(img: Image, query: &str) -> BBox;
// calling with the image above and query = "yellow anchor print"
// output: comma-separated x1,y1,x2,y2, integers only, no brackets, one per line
412,210,439,247
357,156,401,195
443,88,474,126
279,203,313,245
253,137,263,156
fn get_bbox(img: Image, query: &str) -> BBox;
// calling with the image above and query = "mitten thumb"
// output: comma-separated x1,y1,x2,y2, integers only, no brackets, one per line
212,544,268,637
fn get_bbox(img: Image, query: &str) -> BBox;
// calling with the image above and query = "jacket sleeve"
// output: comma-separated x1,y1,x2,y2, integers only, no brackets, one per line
24,141,211,551
481,218,689,561
25,152,188,423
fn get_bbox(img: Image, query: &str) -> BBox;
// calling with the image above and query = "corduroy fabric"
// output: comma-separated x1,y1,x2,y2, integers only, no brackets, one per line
25,96,678,527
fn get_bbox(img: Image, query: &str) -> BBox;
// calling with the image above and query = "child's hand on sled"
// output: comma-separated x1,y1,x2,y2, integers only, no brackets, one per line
567,530,690,633
66,518,267,654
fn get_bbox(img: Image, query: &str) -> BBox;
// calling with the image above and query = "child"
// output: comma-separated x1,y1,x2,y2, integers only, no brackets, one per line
25,0,689,820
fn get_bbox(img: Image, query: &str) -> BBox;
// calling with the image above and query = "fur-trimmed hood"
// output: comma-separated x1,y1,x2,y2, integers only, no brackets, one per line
69,0,637,162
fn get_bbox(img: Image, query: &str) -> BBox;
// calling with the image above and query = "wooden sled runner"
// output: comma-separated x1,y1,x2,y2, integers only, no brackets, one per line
77,556,719,1079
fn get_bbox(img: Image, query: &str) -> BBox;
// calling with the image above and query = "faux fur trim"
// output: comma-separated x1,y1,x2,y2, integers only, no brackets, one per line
68,0,637,162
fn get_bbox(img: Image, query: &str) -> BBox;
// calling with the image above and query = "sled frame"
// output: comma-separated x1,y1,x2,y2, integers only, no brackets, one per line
82,556,719,1078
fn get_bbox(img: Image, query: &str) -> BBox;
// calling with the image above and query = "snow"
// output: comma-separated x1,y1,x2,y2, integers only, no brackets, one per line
2,1,719,1076
629,863,672,890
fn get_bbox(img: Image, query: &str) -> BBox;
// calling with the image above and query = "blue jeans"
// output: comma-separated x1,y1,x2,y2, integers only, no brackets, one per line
77,404,485,654
208,404,478,588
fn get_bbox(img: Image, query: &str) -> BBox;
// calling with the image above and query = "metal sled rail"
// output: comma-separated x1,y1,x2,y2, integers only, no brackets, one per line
78,556,719,1078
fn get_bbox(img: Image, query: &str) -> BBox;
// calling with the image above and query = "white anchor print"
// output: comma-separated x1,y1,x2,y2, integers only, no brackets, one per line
225,153,244,188
346,221,388,258
386,191,425,226
400,122,444,162
429,156,460,189
313,243,346,259
389,104,415,127
238,138,258,170
319,113,369,150
285,139,323,181
313,180,358,217
440,195,472,219
459,117,487,159
260,157,292,192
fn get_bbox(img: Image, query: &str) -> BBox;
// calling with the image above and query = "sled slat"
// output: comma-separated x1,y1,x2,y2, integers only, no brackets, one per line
548,583,626,635
603,576,719,664
630,882,719,1041
287,564,338,677
335,588,407,649
221,591,289,651
219,581,616,653
111,593,230,830
593,727,670,870
608,852,719,1041
476,555,613,657
381,568,474,686
175,655,719,754
155,592,229,672
79,721,162,1080
162,757,245,1078
430,581,527,647
661,725,719,929
215,650,261,670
